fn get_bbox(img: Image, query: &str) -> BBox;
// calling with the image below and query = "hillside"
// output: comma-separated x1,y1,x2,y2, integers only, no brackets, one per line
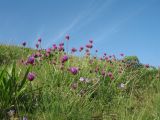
0,41,160,120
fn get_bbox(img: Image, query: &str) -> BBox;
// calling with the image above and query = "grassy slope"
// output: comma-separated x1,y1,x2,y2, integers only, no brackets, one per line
0,45,160,120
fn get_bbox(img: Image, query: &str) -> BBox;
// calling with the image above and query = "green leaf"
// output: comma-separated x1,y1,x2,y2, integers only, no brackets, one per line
18,67,30,92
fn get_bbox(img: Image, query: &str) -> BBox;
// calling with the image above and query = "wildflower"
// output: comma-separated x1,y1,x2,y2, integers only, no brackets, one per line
107,72,113,78
53,44,57,50
46,48,51,53
89,40,93,44
71,48,77,53
36,43,39,48
79,47,84,52
65,35,70,40
27,72,36,81
71,82,78,90
79,77,85,82
118,83,125,89
61,55,68,63
58,45,64,51
45,52,50,57
59,42,64,46
27,56,35,65
38,38,42,43
101,70,106,77
86,44,93,49
22,42,26,47
145,64,150,68
69,67,78,75
120,53,124,57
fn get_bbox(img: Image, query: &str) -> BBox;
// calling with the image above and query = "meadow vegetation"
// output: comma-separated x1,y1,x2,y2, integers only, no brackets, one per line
0,37,160,120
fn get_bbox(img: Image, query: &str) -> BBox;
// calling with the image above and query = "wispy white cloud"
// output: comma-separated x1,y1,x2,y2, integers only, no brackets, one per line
45,0,116,47
96,2,152,42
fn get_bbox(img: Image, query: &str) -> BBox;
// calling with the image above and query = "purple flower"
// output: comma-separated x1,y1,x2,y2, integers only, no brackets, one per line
79,47,84,52
86,44,93,49
59,42,64,46
120,53,124,57
38,38,42,43
61,55,68,63
22,42,26,47
52,44,57,50
71,48,77,53
145,64,150,68
101,70,106,77
36,43,39,48
107,72,113,77
89,40,93,44
46,48,51,53
27,72,36,81
69,67,79,75
27,56,35,65
58,46,64,51
65,35,70,40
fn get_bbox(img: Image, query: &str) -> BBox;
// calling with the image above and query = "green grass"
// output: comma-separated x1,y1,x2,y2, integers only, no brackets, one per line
0,44,160,120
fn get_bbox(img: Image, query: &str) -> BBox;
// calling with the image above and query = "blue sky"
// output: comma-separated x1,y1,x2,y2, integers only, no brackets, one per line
0,0,160,66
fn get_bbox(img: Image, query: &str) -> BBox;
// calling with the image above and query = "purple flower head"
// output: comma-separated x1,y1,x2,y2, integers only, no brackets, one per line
71,48,77,53
46,48,51,53
101,70,106,77
107,72,113,78
36,43,39,48
89,40,93,44
59,42,64,46
120,53,124,57
27,72,36,81
69,67,79,75
22,42,26,47
145,64,150,68
86,44,93,49
52,44,57,50
58,46,64,51
61,55,68,63
38,38,42,43
27,56,35,65
65,35,70,40
79,47,84,52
